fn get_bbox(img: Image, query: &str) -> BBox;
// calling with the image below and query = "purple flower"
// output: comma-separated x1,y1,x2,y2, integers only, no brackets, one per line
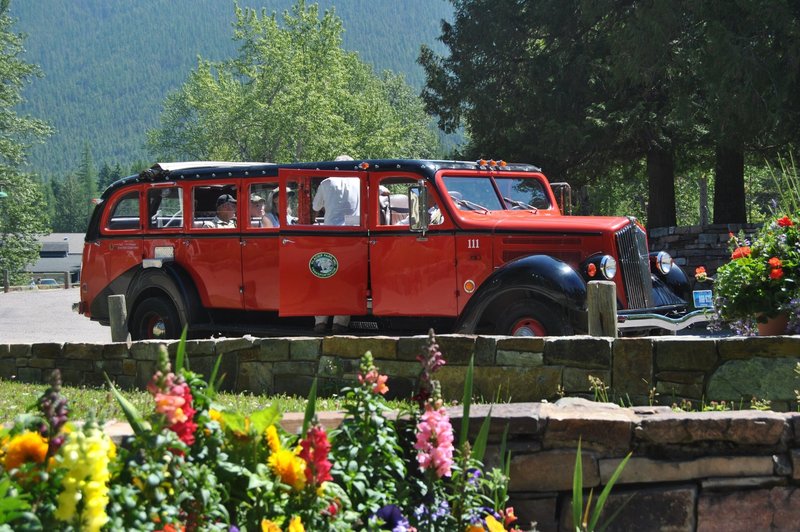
375,505,412,532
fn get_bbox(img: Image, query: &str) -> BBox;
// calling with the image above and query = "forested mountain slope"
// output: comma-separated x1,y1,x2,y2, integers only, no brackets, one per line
11,0,451,178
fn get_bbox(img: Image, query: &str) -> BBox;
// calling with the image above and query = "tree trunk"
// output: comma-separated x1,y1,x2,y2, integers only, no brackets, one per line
713,143,747,224
646,145,676,229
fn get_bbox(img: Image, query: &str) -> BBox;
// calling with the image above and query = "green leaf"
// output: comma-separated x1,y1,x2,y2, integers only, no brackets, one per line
471,405,492,462
104,372,150,435
572,439,583,531
249,405,281,434
460,354,475,448
174,325,188,372
207,353,224,397
302,377,318,436
591,452,632,532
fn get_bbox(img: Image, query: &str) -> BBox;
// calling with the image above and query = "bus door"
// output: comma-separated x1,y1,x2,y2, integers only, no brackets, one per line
241,180,280,310
277,169,369,317
180,180,244,309
367,172,457,316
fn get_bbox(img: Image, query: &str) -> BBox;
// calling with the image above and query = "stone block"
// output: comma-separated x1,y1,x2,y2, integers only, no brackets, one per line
59,368,84,385
259,338,290,361
717,337,800,360
32,342,65,359
17,367,42,383
9,344,31,357
656,379,704,399
509,449,599,491
273,373,316,397
697,487,800,532
84,372,106,387
321,336,367,359
541,398,636,453
559,485,696,532
507,495,557,532
544,337,612,369
655,338,718,371
233,345,261,363
396,335,429,361
114,375,137,390
317,355,358,378
273,361,317,376
288,338,321,361
58,358,94,372
436,365,561,403
130,341,167,361
562,367,611,394
791,450,800,480
434,335,476,364
29,358,55,369
0,344,10,358
446,403,546,439
95,359,123,375
102,343,131,359
61,343,103,361
612,337,653,396
635,410,787,446
122,359,137,376
600,455,773,485
474,335,500,365
496,350,543,367
375,360,422,379
655,370,705,385
184,339,216,357
700,476,786,490
0,359,16,378
134,361,155,388
237,361,273,394
707,357,800,402
495,336,546,353
214,337,258,355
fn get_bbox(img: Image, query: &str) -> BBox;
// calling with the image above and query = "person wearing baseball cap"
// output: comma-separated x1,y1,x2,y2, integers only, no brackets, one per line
203,193,237,228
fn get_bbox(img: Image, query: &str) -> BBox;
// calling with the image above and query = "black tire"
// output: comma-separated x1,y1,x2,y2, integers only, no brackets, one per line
130,296,182,340
496,300,569,336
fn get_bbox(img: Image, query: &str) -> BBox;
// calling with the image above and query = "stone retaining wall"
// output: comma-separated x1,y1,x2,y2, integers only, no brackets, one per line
648,223,761,280
2,334,799,410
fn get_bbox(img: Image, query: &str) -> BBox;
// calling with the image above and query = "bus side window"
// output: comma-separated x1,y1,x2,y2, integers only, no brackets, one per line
148,187,183,229
106,191,140,230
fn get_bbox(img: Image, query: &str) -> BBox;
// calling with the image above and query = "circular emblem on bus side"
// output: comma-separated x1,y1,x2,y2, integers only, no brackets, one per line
309,252,338,279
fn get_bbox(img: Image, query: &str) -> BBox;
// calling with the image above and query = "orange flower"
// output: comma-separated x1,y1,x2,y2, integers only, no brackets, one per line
770,268,784,280
731,246,751,259
2,431,48,471
769,257,783,268
777,216,794,227
695,266,707,282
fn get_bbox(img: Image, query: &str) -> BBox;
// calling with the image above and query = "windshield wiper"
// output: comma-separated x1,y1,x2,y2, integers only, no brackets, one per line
504,196,538,212
455,198,490,214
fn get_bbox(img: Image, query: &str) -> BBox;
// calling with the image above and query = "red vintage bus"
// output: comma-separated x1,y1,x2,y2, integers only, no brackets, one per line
78,159,707,340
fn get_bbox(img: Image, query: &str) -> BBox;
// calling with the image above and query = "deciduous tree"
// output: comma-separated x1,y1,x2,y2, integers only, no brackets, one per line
148,1,438,162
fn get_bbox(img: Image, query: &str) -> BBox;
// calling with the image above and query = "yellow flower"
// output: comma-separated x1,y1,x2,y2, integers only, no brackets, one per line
209,409,223,424
261,519,282,532
268,448,306,491
287,515,305,532
485,515,506,532
265,424,281,453
2,431,48,471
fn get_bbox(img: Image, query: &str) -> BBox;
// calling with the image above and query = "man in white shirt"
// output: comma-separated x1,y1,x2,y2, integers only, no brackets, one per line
313,155,359,333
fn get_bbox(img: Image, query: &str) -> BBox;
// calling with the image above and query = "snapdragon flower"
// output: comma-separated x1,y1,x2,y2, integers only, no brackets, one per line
414,404,454,478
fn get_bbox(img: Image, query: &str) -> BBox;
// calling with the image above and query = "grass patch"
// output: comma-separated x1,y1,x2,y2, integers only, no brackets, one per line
0,378,411,423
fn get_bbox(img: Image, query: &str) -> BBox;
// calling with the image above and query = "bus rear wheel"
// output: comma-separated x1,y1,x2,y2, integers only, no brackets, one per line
130,296,181,340
497,301,568,337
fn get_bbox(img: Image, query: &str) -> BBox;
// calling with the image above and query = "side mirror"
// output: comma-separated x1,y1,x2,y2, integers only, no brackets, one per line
408,180,429,234
550,182,572,215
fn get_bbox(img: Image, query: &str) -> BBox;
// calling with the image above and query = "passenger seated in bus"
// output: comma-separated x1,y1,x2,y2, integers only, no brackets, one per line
249,194,270,227
202,194,237,228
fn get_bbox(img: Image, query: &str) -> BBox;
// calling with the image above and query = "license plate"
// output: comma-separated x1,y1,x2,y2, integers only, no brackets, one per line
693,289,714,309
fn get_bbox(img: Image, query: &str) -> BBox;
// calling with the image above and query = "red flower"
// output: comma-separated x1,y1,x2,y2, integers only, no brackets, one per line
731,246,751,259
695,266,707,282
769,257,783,268
777,216,794,227
299,425,333,485
770,267,784,280
169,386,197,447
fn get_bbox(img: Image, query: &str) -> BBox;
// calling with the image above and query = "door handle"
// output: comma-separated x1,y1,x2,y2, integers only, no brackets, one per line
282,238,295,245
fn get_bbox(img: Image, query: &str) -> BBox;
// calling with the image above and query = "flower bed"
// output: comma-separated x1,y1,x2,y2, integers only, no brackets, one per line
711,213,800,334
0,331,522,531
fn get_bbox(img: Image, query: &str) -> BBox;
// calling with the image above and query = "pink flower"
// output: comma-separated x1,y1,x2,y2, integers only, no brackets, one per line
154,391,187,424
358,369,389,395
414,405,454,478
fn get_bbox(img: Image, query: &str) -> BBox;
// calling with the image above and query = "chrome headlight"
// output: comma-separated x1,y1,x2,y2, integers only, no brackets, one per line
655,251,673,275
600,255,617,279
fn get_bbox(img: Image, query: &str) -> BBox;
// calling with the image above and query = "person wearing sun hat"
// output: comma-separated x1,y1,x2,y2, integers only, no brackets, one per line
249,193,269,227
203,193,237,228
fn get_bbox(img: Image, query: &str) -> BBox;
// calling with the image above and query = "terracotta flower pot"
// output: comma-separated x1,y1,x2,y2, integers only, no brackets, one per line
757,313,789,336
